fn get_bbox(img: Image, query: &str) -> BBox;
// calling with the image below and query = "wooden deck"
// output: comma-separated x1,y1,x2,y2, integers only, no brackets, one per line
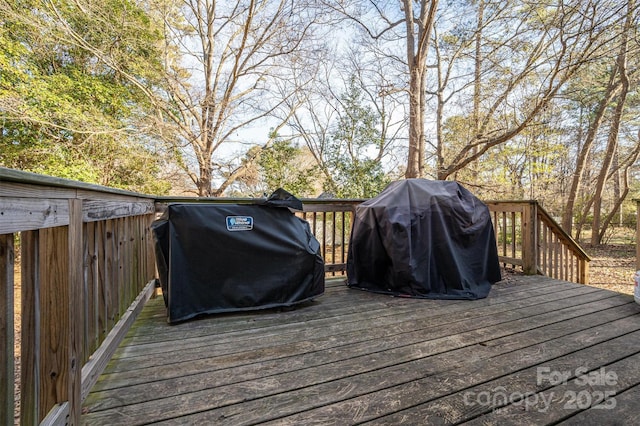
82,275,640,425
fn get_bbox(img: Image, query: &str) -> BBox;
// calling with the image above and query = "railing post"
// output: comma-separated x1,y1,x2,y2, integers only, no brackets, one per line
0,234,14,426
68,199,84,425
636,200,640,271
522,202,538,275
579,258,590,285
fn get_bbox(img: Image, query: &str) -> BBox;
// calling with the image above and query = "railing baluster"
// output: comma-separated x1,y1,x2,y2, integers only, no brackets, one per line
68,199,84,423
552,228,557,277
331,212,337,277
312,212,317,243
546,224,552,277
340,211,347,275
21,230,40,425
84,222,97,363
501,212,507,261
510,212,516,260
542,223,548,276
321,212,327,264
96,221,107,345
563,244,568,281
1,233,14,426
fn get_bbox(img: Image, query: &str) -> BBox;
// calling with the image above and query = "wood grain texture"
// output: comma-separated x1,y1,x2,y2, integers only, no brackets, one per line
20,231,40,425
38,226,69,421
0,167,153,200
80,281,155,401
82,200,154,223
104,220,118,330
84,222,98,363
0,198,70,234
0,198,154,234
68,199,83,425
95,221,107,347
81,276,640,425
0,234,14,426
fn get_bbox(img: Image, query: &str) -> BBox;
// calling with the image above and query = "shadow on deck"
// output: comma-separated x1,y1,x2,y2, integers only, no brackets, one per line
82,275,640,425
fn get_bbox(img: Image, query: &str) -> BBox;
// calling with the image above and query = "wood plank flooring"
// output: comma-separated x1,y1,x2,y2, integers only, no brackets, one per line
82,275,640,425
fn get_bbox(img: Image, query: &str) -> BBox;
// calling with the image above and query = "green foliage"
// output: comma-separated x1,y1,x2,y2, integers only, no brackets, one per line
258,139,319,197
325,78,390,198
0,0,170,194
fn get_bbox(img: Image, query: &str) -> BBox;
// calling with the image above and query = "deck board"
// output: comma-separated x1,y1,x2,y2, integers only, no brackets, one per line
82,276,640,425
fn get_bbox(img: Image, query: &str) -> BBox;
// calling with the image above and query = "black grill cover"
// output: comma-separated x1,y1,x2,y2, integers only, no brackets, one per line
152,194,324,323
347,179,501,299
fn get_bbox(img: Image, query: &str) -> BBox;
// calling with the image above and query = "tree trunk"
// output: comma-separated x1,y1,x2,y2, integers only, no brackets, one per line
435,44,445,178
469,0,484,178
599,139,640,241
612,151,622,225
403,0,438,179
197,163,213,197
561,78,622,233
406,68,423,178
590,0,632,245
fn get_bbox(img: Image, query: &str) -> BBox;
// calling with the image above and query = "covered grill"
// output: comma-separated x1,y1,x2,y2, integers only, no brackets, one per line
152,190,324,323
347,179,501,299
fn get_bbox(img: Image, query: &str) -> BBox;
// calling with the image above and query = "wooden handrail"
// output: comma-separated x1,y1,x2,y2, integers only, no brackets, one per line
1,168,593,425
298,199,590,284
536,203,591,283
486,200,591,284
155,197,591,281
299,199,362,275
1,168,156,425
153,198,363,275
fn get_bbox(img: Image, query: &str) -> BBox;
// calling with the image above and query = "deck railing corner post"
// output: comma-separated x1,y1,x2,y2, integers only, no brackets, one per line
521,201,538,275
580,259,590,285
636,200,640,271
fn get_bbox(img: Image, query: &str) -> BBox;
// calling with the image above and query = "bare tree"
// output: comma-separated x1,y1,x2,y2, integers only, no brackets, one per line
42,0,327,196
284,44,407,196
433,0,624,181
561,0,639,237
327,0,438,178
154,0,327,196
561,77,623,233
599,134,640,240
402,0,439,178
590,0,634,245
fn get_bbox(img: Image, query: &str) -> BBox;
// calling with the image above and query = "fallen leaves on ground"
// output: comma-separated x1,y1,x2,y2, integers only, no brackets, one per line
585,244,636,295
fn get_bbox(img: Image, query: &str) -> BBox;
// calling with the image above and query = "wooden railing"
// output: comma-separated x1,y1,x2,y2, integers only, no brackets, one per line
153,197,362,276
156,198,591,284
0,168,156,426
2,170,592,426
298,199,590,284
486,201,590,284
299,199,361,276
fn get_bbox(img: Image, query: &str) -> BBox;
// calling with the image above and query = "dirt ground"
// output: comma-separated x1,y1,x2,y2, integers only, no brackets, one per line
500,243,637,295
584,243,636,295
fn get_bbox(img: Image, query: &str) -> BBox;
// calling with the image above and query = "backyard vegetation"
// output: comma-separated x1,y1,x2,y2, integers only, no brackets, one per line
2,1,640,419
580,226,637,295
1,0,639,247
